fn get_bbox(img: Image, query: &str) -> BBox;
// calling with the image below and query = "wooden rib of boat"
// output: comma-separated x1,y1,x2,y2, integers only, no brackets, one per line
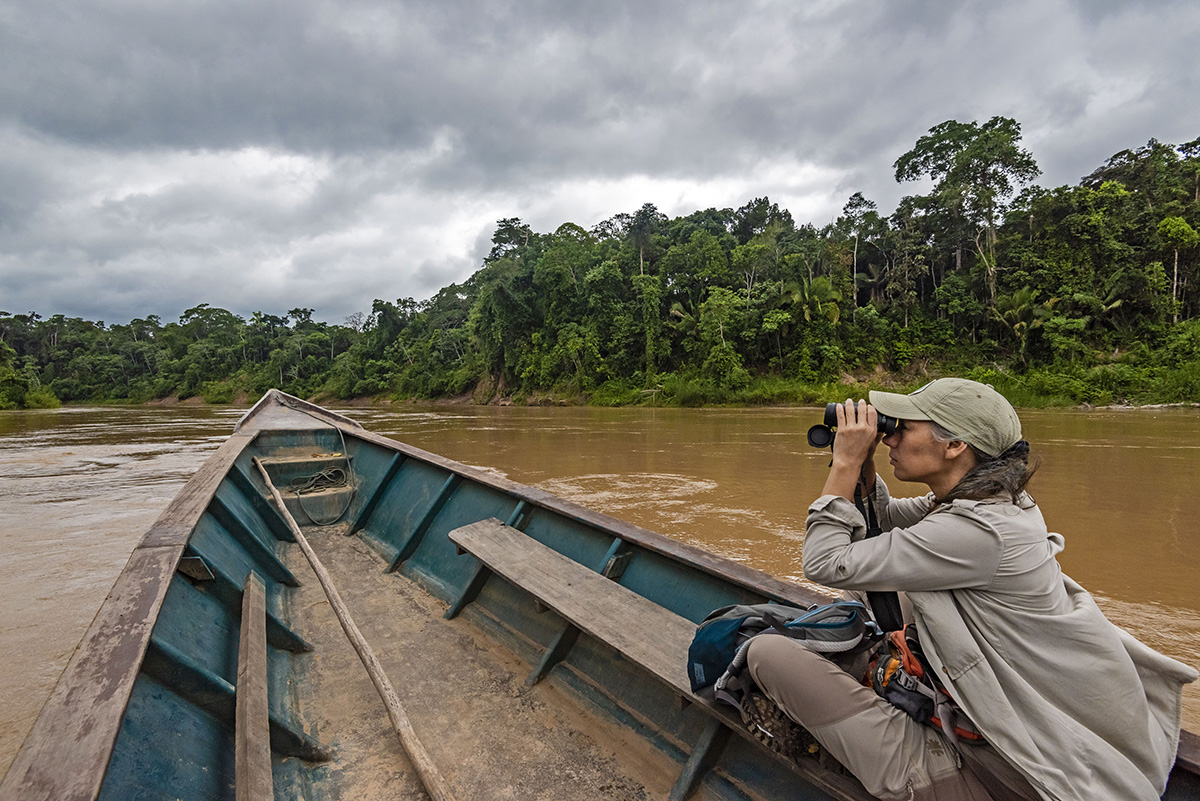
3,389,1197,801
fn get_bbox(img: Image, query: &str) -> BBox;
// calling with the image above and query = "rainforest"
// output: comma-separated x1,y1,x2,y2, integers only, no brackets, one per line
3,118,1199,410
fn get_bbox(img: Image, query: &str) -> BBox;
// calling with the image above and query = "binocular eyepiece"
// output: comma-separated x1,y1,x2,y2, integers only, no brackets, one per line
807,402,898,449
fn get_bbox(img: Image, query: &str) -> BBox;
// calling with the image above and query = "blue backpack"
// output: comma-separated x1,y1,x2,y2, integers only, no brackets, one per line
687,600,880,696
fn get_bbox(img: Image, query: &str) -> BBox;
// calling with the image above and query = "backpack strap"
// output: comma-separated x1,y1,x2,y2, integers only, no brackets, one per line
905,626,985,747
760,604,876,653
856,484,905,632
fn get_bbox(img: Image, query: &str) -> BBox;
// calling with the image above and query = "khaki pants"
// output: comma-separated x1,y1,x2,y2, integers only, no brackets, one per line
747,635,1002,801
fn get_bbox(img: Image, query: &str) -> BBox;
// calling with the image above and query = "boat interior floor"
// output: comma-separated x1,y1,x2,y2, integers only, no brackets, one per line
287,524,706,801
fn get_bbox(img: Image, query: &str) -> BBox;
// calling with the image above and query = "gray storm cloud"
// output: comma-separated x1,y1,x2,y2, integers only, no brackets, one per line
0,0,1197,322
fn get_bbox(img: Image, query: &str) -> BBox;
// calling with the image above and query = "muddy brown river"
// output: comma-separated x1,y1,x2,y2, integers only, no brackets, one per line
2,402,1198,775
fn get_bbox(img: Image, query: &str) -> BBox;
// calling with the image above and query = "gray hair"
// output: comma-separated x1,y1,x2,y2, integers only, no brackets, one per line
929,422,1038,504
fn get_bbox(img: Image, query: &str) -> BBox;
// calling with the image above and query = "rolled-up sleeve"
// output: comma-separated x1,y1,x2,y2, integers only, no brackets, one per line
802,494,1003,592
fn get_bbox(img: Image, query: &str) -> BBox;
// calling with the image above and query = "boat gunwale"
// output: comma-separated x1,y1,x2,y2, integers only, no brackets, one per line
0,430,260,801
235,388,364,434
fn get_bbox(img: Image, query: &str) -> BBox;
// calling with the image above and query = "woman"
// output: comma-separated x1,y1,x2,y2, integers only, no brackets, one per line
746,378,1196,801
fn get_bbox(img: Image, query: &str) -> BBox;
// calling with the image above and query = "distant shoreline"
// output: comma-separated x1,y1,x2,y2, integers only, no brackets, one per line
109,394,1200,412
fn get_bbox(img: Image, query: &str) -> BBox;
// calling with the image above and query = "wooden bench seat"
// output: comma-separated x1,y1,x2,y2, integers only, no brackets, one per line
236,572,273,801
448,518,874,801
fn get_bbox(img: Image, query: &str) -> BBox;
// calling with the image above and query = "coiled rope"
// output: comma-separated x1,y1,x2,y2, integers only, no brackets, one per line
278,398,357,526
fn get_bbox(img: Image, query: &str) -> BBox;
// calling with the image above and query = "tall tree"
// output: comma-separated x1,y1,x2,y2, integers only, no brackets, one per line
730,197,794,245
1083,139,1188,212
838,192,883,308
487,218,536,262
895,117,1040,304
1158,216,1199,321
628,203,667,275
1179,137,1200,204
886,195,933,326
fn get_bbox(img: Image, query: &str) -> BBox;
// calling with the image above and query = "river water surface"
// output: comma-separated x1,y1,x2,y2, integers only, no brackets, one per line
2,402,1198,774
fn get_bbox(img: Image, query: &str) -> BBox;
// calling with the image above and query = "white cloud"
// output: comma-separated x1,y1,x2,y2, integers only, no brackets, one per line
0,0,1197,324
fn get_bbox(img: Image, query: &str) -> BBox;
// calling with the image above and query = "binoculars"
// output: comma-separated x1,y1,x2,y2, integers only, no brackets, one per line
806,402,898,449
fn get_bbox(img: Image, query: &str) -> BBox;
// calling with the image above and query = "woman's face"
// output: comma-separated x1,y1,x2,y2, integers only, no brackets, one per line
881,419,956,487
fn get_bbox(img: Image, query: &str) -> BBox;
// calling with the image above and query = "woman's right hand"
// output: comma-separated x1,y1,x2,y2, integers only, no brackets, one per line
830,400,878,463
824,400,883,497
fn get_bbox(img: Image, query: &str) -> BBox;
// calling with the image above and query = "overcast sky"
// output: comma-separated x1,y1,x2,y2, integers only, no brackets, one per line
2,0,1198,325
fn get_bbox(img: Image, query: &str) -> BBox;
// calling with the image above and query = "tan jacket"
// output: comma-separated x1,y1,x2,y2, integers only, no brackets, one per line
803,483,1198,801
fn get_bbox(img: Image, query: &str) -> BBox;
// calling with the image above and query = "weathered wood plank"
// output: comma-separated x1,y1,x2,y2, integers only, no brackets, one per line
450,518,696,691
0,545,184,801
236,573,273,801
138,432,258,549
450,518,878,801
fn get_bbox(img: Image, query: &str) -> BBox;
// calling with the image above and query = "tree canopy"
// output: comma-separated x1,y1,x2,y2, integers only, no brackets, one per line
4,118,1199,408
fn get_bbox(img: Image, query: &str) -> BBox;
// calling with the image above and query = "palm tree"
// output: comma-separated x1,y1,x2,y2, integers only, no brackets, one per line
800,277,842,326
993,286,1055,365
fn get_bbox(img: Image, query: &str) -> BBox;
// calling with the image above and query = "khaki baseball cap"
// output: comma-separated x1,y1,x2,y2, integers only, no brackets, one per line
868,378,1021,457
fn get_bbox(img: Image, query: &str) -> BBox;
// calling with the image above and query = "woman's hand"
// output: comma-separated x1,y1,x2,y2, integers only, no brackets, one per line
821,399,884,501
831,399,880,468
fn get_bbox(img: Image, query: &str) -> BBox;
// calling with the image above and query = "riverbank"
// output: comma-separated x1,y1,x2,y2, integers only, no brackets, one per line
442,363,1200,410
40,379,1200,412
12,361,1199,411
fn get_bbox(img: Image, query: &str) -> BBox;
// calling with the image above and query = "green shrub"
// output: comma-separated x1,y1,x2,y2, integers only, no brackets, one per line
661,373,730,406
737,376,818,405
200,380,236,404
1084,364,1143,403
23,387,61,408
702,342,751,390
1149,362,1200,403
588,379,643,406
962,367,1061,407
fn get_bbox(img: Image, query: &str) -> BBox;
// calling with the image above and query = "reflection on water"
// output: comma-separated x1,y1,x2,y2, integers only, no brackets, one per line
1,402,1197,774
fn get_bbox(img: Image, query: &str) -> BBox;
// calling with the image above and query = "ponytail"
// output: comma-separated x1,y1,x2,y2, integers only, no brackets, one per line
930,424,1039,504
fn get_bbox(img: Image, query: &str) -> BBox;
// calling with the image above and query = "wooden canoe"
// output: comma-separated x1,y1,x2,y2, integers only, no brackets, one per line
3,389,1197,801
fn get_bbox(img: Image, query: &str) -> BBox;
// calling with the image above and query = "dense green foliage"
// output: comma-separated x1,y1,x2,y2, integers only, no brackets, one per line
4,119,1199,408
0,338,59,409
0,306,353,406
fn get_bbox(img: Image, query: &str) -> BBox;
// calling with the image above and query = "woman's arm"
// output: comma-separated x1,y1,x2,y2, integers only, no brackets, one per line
805,400,1002,592
802,498,1003,592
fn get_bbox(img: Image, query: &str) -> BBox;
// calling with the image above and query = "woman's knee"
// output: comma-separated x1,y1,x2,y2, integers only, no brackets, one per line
747,633,815,687
746,636,877,729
